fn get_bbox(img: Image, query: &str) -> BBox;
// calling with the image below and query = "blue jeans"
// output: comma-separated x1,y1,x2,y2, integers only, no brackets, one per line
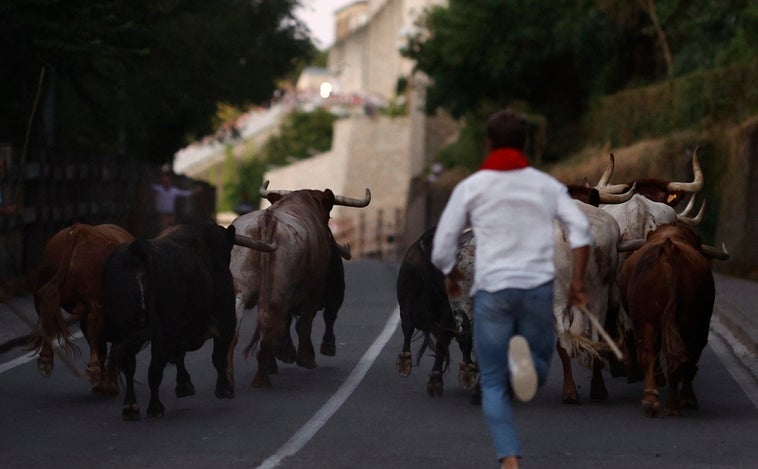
473,281,555,461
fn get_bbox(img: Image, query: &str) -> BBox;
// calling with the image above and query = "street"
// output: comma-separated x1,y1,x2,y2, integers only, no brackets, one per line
1,260,757,469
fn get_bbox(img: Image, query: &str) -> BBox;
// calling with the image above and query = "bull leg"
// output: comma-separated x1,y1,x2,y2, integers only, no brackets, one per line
147,345,169,418
556,340,580,404
37,341,55,378
276,314,297,364
396,312,414,377
212,330,235,399
679,363,699,410
456,333,478,391
83,302,104,387
427,332,451,397
321,306,337,357
253,313,286,388
93,338,118,396
664,369,683,417
174,353,196,398
589,359,608,401
637,325,661,417
120,353,140,421
295,308,318,369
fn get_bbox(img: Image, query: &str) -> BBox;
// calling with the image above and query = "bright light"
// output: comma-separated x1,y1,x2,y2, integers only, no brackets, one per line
320,82,333,99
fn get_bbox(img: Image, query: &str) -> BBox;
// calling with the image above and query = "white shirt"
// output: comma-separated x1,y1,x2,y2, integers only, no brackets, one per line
152,184,193,214
431,167,592,294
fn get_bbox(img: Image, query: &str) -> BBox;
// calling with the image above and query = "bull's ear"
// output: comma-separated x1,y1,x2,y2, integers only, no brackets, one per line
323,189,335,211
226,224,236,245
268,193,283,204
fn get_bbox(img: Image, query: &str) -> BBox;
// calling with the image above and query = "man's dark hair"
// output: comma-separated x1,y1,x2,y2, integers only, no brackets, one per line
486,109,528,150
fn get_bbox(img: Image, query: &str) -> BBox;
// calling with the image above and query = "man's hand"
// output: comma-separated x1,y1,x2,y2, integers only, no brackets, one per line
445,267,464,298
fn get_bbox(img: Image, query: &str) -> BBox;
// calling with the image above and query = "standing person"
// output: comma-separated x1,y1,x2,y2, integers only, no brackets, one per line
431,108,591,469
151,170,195,233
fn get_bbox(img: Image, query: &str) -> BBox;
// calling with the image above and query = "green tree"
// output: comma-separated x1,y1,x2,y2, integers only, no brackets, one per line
262,108,337,165
0,0,316,164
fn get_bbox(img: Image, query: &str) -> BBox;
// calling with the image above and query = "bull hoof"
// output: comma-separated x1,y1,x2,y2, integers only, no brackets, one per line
93,381,119,397
296,358,318,369
680,394,698,410
396,352,412,377
85,365,102,387
642,400,660,417
561,393,581,405
320,341,336,357
122,403,140,421
37,358,53,378
252,373,271,388
590,386,608,401
459,362,478,390
147,401,165,418
215,384,235,399
471,386,482,406
427,372,444,397
664,406,681,417
175,381,196,398
276,343,297,364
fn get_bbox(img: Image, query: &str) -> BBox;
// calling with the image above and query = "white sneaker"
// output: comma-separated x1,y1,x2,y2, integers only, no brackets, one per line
508,335,537,402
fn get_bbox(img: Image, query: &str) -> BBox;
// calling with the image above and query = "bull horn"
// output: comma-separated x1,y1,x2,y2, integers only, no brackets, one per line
702,242,729,261
599,182,636,204
667,147,704,193
596,153,615,187
678,193,697,217
677,199,706,226
234,233,277,252
618,238,645,252
333,188,371,207
259,180,291,199
336,242,352,260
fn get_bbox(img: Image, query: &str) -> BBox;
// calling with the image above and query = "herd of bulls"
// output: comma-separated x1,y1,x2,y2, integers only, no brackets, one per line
26,148,730,420
28,181,370,420
397,149,731,417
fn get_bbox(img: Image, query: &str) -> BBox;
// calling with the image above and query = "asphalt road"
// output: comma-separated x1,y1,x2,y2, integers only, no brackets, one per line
1,260,757,468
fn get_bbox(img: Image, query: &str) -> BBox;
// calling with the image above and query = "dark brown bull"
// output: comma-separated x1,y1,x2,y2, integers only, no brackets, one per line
617,224,728,417
230,181,370,388
29,223,134,395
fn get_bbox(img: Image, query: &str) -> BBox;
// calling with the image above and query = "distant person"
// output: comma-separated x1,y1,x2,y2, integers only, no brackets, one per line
431,108,592,469
151,171,195,232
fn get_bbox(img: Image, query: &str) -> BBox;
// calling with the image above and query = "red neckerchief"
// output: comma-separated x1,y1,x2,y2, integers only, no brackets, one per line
479,148,529,171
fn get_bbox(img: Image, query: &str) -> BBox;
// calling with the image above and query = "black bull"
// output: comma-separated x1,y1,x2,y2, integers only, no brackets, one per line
103,223,274,420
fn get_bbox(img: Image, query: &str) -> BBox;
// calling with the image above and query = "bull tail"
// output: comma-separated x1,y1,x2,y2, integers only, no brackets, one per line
29,227,82,357
658,239,687,371
243,324,261,358
257,210,278,333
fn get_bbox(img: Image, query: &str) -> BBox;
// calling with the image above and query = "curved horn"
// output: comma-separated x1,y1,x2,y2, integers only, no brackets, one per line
667,146,704,193
598,182,636,204
259,180,291,200
234,233,277,252
701,242,729,261
678,193,697,217
333,188,371,207
596,153,615,187
618,238,645,252
336,242,352,260
677,199,706,226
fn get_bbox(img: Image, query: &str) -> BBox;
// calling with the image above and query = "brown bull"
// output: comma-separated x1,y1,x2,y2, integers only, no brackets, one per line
230,181,370,388
618,224,728,417
29,223,134,394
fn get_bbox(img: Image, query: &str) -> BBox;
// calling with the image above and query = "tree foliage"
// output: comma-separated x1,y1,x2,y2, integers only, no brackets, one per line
0,0,316,164
403,0,755,164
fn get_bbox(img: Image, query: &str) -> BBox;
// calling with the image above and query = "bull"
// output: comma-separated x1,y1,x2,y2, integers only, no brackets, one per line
396,228,478,403
103,222,275,420
617,224,729,417
230,181,370,388
29,223,134,395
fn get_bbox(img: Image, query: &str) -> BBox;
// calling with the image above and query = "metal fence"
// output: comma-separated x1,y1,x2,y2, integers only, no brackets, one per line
0,144,215,297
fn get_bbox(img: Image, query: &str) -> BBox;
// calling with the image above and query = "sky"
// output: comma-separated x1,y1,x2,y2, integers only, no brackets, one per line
295,0,356,50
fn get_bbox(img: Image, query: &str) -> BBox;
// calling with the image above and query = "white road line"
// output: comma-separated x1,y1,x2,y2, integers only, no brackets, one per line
256,306,400,469
0,330,85,375
709,323,758,410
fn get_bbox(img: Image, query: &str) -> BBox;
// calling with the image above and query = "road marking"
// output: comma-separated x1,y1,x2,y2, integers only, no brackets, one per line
256,306,400,469
0,330,84,375
709,321,758,410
